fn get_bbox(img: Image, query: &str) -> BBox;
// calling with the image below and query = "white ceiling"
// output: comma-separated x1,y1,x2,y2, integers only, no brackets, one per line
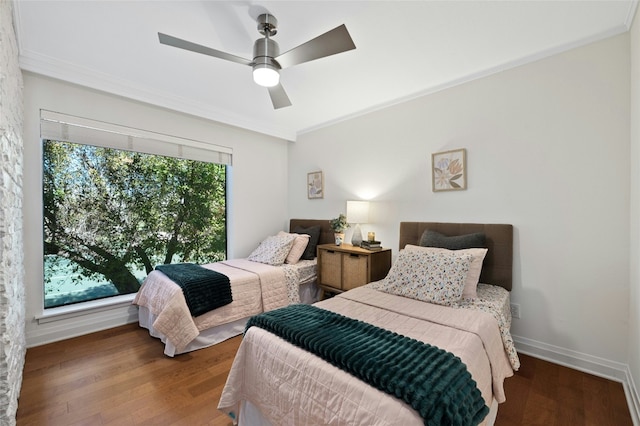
13,0,637,141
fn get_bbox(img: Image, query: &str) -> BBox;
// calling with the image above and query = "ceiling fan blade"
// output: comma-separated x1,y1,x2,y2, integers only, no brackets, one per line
158,33,252,66
275,24,355,69
268,84,292,109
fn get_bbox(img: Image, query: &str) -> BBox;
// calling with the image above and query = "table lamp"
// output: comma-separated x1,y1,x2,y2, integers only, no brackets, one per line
346,200,370,247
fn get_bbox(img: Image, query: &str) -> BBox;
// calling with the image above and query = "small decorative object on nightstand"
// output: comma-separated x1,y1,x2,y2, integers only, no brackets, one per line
317,243,391,298
330,213,349,246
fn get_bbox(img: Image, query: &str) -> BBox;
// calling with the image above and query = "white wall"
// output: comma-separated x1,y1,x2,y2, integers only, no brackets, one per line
22,73,290,346
629,4,640,420
290,34,631,370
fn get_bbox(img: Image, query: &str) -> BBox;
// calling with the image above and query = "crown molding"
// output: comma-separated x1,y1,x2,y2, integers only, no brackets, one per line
18,49,297,142
299,24,630,137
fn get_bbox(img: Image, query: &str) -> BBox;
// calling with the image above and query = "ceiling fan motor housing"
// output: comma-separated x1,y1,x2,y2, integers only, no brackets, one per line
253,37,280,68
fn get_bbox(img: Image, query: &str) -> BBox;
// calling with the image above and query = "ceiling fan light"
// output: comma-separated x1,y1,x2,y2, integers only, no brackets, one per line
253,64,280,87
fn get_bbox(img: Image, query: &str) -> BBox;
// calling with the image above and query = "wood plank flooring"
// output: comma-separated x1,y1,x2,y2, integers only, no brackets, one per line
497,353,633,425
16,323,633,425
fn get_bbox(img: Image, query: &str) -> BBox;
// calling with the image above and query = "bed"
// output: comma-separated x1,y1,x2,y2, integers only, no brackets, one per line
218,222,519,425
133,219,334,356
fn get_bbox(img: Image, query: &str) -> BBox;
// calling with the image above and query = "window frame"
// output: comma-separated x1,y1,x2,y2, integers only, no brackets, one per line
40,110,232,314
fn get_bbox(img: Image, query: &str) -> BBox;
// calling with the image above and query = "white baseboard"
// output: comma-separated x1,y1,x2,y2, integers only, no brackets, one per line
513,335,639,426
625,366,640,426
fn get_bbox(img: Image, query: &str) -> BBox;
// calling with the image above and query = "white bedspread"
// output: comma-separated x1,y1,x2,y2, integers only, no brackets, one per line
133,259,288,353
218,286,515,425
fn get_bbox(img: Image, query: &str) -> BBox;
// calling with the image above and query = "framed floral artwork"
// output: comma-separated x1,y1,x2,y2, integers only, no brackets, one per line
432,148,467,192
307,171,324,199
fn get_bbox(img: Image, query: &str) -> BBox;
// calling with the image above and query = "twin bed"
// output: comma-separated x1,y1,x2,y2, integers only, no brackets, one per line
133,219,334,356
133,219,518,425
217,221,519,426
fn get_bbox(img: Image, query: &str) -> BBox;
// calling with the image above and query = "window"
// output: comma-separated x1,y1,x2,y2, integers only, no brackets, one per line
41,111,231,309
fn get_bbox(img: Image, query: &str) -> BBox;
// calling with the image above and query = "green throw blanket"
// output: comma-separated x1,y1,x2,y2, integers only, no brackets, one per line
246,304,489,426
155,263,232,317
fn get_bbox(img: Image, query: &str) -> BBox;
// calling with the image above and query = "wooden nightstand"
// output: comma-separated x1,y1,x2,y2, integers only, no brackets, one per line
317,243,392,298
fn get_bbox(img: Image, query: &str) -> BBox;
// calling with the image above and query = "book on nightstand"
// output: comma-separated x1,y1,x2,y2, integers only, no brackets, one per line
360,241,382,250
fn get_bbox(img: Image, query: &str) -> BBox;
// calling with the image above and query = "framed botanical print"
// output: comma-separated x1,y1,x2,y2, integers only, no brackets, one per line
307,171,324,199
432,148,467,192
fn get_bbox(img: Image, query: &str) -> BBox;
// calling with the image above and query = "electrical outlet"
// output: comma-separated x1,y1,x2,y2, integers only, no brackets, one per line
510,303,521,319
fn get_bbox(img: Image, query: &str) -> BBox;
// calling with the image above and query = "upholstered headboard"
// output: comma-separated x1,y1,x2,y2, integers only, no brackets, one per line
399,222,513,291
289,219,334,245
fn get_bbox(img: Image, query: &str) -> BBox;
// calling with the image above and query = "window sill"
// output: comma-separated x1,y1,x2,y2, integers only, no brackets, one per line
35,294,136,324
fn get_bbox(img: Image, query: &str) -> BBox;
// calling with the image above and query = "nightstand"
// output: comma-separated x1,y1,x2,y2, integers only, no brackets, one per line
317,243,392,298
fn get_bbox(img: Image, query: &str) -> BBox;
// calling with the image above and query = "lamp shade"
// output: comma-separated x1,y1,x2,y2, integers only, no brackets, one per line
346,201,370,224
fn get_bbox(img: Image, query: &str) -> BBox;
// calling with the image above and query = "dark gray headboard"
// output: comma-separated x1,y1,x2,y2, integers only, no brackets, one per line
399,222,513,291
289,219,334,245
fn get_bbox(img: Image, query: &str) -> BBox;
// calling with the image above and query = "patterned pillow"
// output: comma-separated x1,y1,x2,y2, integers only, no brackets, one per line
247,234,296,266
376,248,472,305
277,231,311,264
404,244,487,299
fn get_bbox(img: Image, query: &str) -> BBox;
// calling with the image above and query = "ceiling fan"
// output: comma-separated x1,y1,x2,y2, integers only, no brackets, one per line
158,13,356,109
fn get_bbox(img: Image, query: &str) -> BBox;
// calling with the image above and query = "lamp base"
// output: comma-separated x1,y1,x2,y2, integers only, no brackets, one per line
351,223,363,247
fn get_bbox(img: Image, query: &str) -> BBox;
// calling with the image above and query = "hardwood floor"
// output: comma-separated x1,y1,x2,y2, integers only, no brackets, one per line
497,354,633,426
17,324,236,425
16,323,633,425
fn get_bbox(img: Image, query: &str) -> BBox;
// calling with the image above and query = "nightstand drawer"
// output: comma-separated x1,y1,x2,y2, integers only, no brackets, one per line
319,250,342,290
342,253,368,290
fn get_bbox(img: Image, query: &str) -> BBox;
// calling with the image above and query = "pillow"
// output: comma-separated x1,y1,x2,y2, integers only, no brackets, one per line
292,225,322,260
420,229,486,250
376,248,472,306
404,244,487,299
277,231,310,264
247,234,296,266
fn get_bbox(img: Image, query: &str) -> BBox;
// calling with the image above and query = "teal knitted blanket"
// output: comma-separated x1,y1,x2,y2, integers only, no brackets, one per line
155,263,231,316
246,304,489,426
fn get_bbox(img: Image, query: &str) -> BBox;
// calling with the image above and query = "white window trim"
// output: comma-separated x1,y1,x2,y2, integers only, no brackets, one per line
36,294,137,324
40,109,233,165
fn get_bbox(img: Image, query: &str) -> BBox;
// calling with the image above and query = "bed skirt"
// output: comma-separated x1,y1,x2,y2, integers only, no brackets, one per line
137,280,320,356
235,399,499,426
